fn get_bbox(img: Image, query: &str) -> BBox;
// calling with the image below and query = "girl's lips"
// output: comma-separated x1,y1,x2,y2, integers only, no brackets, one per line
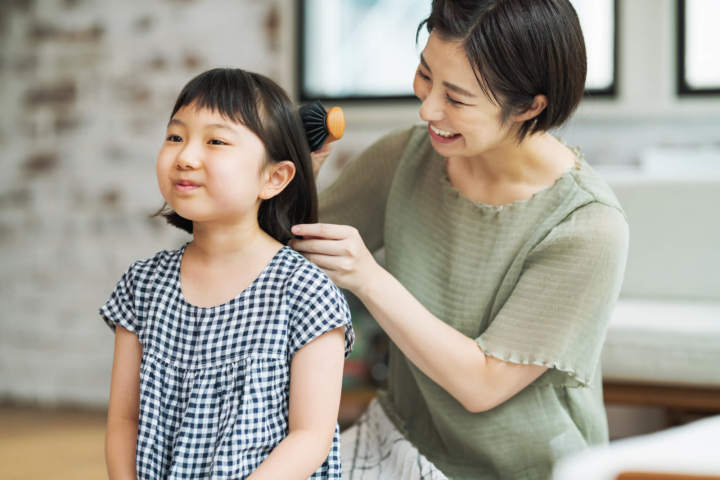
174,183,200,193
428,124,462,144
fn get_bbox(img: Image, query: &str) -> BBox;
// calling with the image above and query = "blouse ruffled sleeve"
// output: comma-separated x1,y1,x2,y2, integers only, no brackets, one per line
99,262,141,334
287,263,354,362
475,202,630,387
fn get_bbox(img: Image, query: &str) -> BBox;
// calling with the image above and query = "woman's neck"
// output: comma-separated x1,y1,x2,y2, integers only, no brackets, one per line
451,132,576,188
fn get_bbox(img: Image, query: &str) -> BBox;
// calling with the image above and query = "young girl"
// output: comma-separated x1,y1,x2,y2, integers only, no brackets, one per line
99,68,354,480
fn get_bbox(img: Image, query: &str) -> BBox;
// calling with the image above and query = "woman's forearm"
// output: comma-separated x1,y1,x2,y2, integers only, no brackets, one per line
105,418,139,480
246,430,333,480
356,265,490,412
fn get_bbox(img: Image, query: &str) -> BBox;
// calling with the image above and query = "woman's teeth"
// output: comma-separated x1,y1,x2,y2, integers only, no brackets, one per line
430,125,458,137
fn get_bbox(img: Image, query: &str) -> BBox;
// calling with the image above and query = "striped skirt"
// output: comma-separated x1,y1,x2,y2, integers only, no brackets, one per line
340,397,449,480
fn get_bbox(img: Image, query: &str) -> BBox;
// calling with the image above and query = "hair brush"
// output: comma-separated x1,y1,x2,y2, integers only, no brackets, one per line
298,100,345,152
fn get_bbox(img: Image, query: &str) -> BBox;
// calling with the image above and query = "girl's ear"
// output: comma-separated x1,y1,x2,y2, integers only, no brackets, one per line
259,161,296,200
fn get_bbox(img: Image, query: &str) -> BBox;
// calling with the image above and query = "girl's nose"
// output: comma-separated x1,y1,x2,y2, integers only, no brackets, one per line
175,147,201,170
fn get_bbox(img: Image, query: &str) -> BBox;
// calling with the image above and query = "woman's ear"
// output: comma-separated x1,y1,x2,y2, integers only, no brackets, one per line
514,94,548,122
259,161,296,200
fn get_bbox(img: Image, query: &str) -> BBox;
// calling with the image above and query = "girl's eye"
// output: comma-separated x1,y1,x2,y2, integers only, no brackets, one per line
445,94,463,107
416,69,430,81
208,139,227,146
167,135,182,142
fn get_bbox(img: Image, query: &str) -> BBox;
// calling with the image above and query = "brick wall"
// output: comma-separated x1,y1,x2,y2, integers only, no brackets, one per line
0,0,284,407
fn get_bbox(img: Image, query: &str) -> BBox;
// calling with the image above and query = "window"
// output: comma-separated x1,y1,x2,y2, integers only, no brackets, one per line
298,0,430,101
298,0,617,101
571,0,617,96
678,0,720,95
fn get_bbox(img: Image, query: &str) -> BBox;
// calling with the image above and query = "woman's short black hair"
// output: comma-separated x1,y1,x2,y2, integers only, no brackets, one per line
152,68,317,245
418,0,587,142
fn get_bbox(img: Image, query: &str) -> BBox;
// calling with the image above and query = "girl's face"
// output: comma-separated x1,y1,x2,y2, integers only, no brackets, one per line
413,32,515,158
156,105,292,226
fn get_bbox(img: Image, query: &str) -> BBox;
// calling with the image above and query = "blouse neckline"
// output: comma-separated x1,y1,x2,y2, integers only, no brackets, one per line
437,137,586,213
175,241,291,311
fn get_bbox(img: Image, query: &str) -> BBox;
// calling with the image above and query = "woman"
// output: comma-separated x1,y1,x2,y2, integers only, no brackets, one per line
288,1,629,479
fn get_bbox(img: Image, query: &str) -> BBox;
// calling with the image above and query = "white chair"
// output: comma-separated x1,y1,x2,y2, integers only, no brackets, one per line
553,414,720,480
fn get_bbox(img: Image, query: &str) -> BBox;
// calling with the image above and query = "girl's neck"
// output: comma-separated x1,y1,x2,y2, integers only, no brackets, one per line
188,220,282,266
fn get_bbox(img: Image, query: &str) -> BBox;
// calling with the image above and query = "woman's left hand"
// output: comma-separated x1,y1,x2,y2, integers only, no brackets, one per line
288,224,379,295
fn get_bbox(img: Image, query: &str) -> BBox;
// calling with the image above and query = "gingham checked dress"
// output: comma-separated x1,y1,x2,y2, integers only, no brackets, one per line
99,241,354,479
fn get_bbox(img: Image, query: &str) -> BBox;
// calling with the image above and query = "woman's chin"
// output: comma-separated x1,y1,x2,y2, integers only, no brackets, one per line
431,137,466,155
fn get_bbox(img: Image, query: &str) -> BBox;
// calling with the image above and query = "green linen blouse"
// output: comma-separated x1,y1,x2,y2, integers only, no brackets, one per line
318,125,629,480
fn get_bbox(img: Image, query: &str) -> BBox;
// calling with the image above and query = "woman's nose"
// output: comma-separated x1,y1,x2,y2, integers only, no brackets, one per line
418,91,446,123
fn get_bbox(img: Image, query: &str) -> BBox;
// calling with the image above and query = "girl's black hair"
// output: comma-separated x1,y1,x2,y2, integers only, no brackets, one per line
151,68,317,245
418,0,587,143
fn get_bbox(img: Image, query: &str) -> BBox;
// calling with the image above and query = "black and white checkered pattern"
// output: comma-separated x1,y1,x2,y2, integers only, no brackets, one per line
100,242,354,479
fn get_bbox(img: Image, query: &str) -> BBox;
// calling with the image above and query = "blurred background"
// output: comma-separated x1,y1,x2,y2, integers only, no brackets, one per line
1,0,719,478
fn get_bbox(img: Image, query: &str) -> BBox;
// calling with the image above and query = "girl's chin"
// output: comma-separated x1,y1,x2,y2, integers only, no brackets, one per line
166,205,200,221
171,209,251,226
173,212,196,222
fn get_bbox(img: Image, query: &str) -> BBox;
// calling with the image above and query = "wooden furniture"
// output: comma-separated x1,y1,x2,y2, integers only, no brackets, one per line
616,473,720,480
604,382,720,412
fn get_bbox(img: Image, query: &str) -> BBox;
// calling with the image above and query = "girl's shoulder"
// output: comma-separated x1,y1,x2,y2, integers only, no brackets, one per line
280,247,340,293
278,247,349,310
121,242,347,310
280,247,354,359
123,242,186,284
100,243,185,334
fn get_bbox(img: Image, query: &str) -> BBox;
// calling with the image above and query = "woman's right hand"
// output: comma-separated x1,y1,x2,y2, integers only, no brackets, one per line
311,143,333,179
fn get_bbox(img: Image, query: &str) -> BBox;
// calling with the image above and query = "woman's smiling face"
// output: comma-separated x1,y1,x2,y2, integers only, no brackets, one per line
413,32,513,158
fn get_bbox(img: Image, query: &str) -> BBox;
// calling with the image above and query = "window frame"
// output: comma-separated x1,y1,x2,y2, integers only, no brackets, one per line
296,0,619,102
583,0,619,98
677,0,720,96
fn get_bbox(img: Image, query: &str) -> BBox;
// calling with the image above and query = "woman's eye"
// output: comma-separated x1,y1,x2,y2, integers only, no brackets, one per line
445,94,463,107
167,135,182,142
208,139,227,146
416,69,430,81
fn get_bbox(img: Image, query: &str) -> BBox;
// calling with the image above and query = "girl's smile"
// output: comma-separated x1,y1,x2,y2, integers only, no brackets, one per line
174,178,201,193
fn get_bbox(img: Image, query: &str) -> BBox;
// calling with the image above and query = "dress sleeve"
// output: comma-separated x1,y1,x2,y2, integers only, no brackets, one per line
287,264,354,361
475,202,630,387
99,262,140,334
319,126,414,253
